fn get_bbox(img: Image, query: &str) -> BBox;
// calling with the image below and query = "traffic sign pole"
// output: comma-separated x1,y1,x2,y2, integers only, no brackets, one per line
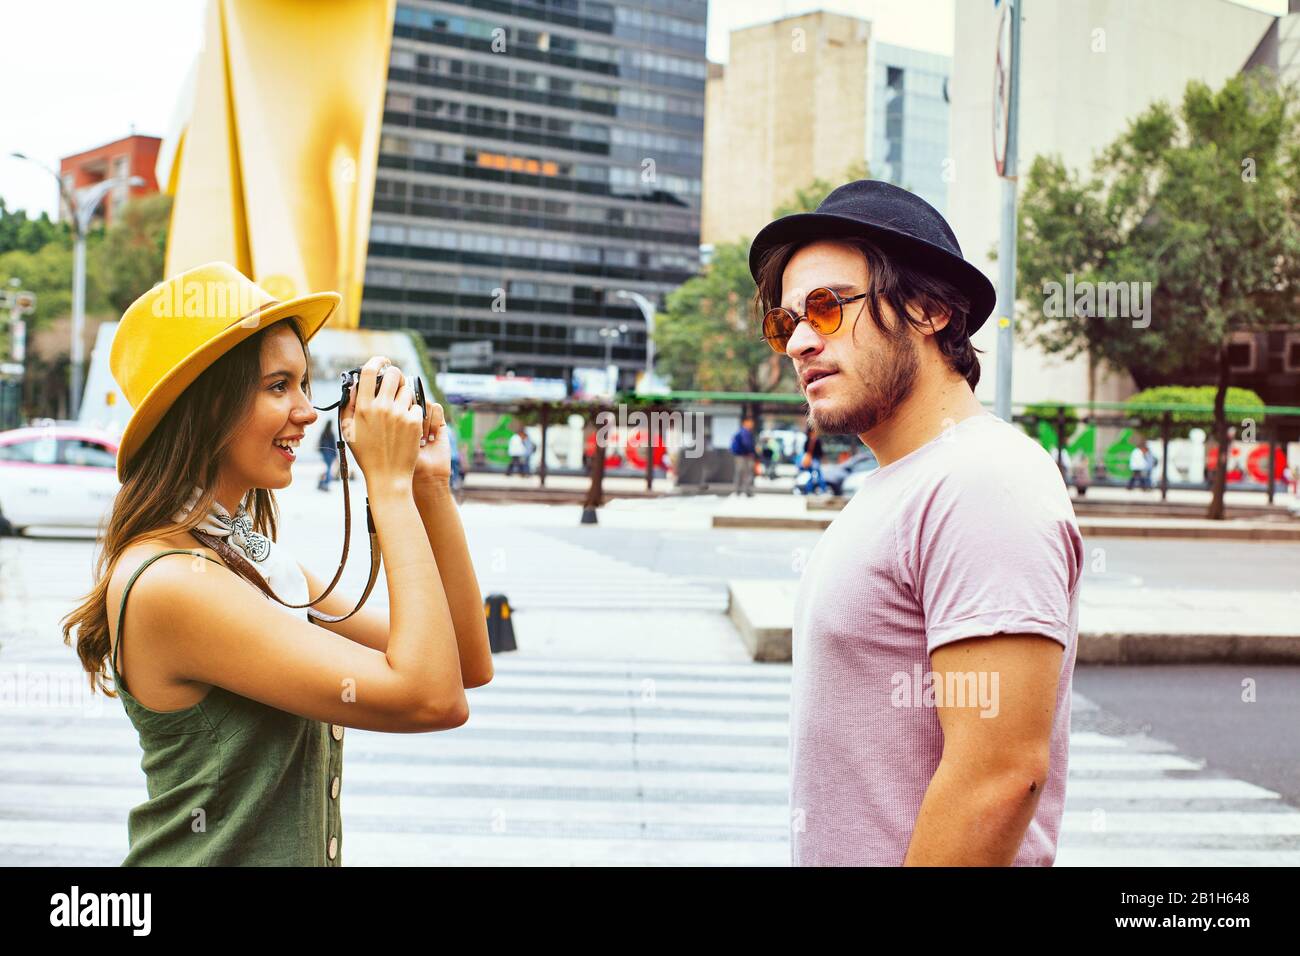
993,0,1022,424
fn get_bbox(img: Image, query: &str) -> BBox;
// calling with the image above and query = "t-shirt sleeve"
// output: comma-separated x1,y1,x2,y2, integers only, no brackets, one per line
899,456,1084,655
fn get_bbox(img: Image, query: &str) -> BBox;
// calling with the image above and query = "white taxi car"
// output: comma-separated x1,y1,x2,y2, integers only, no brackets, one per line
0,423,120,536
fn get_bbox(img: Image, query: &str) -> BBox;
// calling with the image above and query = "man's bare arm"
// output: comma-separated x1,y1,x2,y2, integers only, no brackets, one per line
903,633,1064,866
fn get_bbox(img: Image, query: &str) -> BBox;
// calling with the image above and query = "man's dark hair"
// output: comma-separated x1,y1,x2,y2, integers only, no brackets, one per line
753,236,985,390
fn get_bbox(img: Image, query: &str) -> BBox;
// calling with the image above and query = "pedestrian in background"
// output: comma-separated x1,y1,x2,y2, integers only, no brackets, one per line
730,416,757,497
1127,441,1150,490
447,425,462,491
317,420,337,491
761,436,776,479
521,429,536,477
799,426,829,495
766,435,782,478
506,427,527,477
1072,450,1090,498
1052,445,1072,486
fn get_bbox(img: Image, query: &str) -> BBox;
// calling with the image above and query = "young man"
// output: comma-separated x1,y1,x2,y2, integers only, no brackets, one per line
749,180,1084,866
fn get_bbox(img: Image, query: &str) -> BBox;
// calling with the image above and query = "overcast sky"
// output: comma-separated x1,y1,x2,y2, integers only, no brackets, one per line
0,0,1286,220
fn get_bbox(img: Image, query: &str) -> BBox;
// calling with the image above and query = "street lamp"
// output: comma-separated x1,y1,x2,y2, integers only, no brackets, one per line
10,151,144,419
597,323,628,393
613,289,657,379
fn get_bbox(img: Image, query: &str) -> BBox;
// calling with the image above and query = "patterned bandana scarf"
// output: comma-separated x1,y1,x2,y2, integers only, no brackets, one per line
173,485,310,621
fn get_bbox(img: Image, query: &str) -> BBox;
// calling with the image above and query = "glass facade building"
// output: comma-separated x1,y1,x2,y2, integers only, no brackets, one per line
871,42,951,216
363,0,707,387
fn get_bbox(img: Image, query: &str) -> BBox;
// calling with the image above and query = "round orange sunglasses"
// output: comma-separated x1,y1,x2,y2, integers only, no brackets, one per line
762,287,869,353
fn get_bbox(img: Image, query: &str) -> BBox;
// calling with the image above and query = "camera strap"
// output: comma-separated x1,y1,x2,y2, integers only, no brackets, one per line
189,396,381,625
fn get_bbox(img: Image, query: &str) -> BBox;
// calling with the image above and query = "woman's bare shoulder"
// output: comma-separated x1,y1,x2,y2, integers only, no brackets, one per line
106,533,232,708
116,533,223,574
108,534,226,626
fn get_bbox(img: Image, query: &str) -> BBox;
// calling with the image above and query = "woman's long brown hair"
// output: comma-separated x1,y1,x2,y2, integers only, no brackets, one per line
60,317,313,695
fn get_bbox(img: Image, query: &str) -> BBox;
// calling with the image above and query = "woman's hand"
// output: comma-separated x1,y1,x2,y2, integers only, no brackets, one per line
413,400,451,486
339,356,423,495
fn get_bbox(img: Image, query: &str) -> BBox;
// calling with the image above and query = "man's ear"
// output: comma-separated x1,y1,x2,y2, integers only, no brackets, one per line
906,300,952,336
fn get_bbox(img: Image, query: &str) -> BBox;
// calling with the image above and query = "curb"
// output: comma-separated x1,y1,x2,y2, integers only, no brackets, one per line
714,515,833,530
1073,520,1300,541
1076,633,1300,664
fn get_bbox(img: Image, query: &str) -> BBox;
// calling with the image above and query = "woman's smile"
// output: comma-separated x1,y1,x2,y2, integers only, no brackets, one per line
272,434,303,463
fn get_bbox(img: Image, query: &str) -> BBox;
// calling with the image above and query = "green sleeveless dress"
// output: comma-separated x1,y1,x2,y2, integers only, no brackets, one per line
109,549,344,866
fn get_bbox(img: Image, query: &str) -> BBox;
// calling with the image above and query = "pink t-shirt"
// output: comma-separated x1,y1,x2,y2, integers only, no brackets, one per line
790,411,1083,866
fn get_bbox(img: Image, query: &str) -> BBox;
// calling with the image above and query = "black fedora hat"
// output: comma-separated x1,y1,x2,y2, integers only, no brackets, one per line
748,179,996,336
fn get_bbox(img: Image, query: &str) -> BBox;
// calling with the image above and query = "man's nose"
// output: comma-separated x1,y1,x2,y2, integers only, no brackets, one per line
785,318,823,358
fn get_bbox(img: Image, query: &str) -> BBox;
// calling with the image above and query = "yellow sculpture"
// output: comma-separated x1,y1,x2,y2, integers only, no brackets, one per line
158,0,396,330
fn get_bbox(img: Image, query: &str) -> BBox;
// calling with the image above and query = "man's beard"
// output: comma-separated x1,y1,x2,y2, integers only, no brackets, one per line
807,333,919,435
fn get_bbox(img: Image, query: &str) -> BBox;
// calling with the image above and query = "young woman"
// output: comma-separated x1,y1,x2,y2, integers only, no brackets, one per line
60,262,493,866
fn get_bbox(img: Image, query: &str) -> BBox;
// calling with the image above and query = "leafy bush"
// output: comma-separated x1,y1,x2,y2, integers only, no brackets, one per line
1125,385,1265,438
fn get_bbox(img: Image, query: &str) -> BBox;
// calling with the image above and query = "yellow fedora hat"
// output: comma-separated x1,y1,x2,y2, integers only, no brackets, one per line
110,261,340,482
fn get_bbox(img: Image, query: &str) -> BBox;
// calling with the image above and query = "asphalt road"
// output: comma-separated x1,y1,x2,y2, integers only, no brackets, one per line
1075,664,1300,809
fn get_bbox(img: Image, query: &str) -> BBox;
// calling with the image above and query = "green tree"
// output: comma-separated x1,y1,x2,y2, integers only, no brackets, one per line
0,193,171,419
0,197,67,255
655,240,790,398
96,193,173,314
1016,73,1300,519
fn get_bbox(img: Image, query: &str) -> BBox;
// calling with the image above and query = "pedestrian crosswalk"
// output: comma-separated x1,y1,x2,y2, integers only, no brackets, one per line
1,656,1298,866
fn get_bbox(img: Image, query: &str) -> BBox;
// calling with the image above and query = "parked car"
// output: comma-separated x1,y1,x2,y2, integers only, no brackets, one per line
0,425,120,536
794,449,879,496
839,453,882,497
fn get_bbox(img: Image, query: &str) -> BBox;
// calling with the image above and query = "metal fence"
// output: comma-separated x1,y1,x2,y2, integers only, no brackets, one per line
1013,401,1299,504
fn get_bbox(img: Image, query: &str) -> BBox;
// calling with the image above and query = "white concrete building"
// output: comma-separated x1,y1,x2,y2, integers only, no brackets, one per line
948,0,1277,407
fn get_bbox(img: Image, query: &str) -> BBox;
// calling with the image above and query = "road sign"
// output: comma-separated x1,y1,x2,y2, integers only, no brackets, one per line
2,290,36,314
993,0,1015,178
436,372,566,402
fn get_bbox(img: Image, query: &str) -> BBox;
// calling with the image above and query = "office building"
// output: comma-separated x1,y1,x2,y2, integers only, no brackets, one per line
871,42,950,217
701,12,951,243
362,0,708,389
701,11,871,247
